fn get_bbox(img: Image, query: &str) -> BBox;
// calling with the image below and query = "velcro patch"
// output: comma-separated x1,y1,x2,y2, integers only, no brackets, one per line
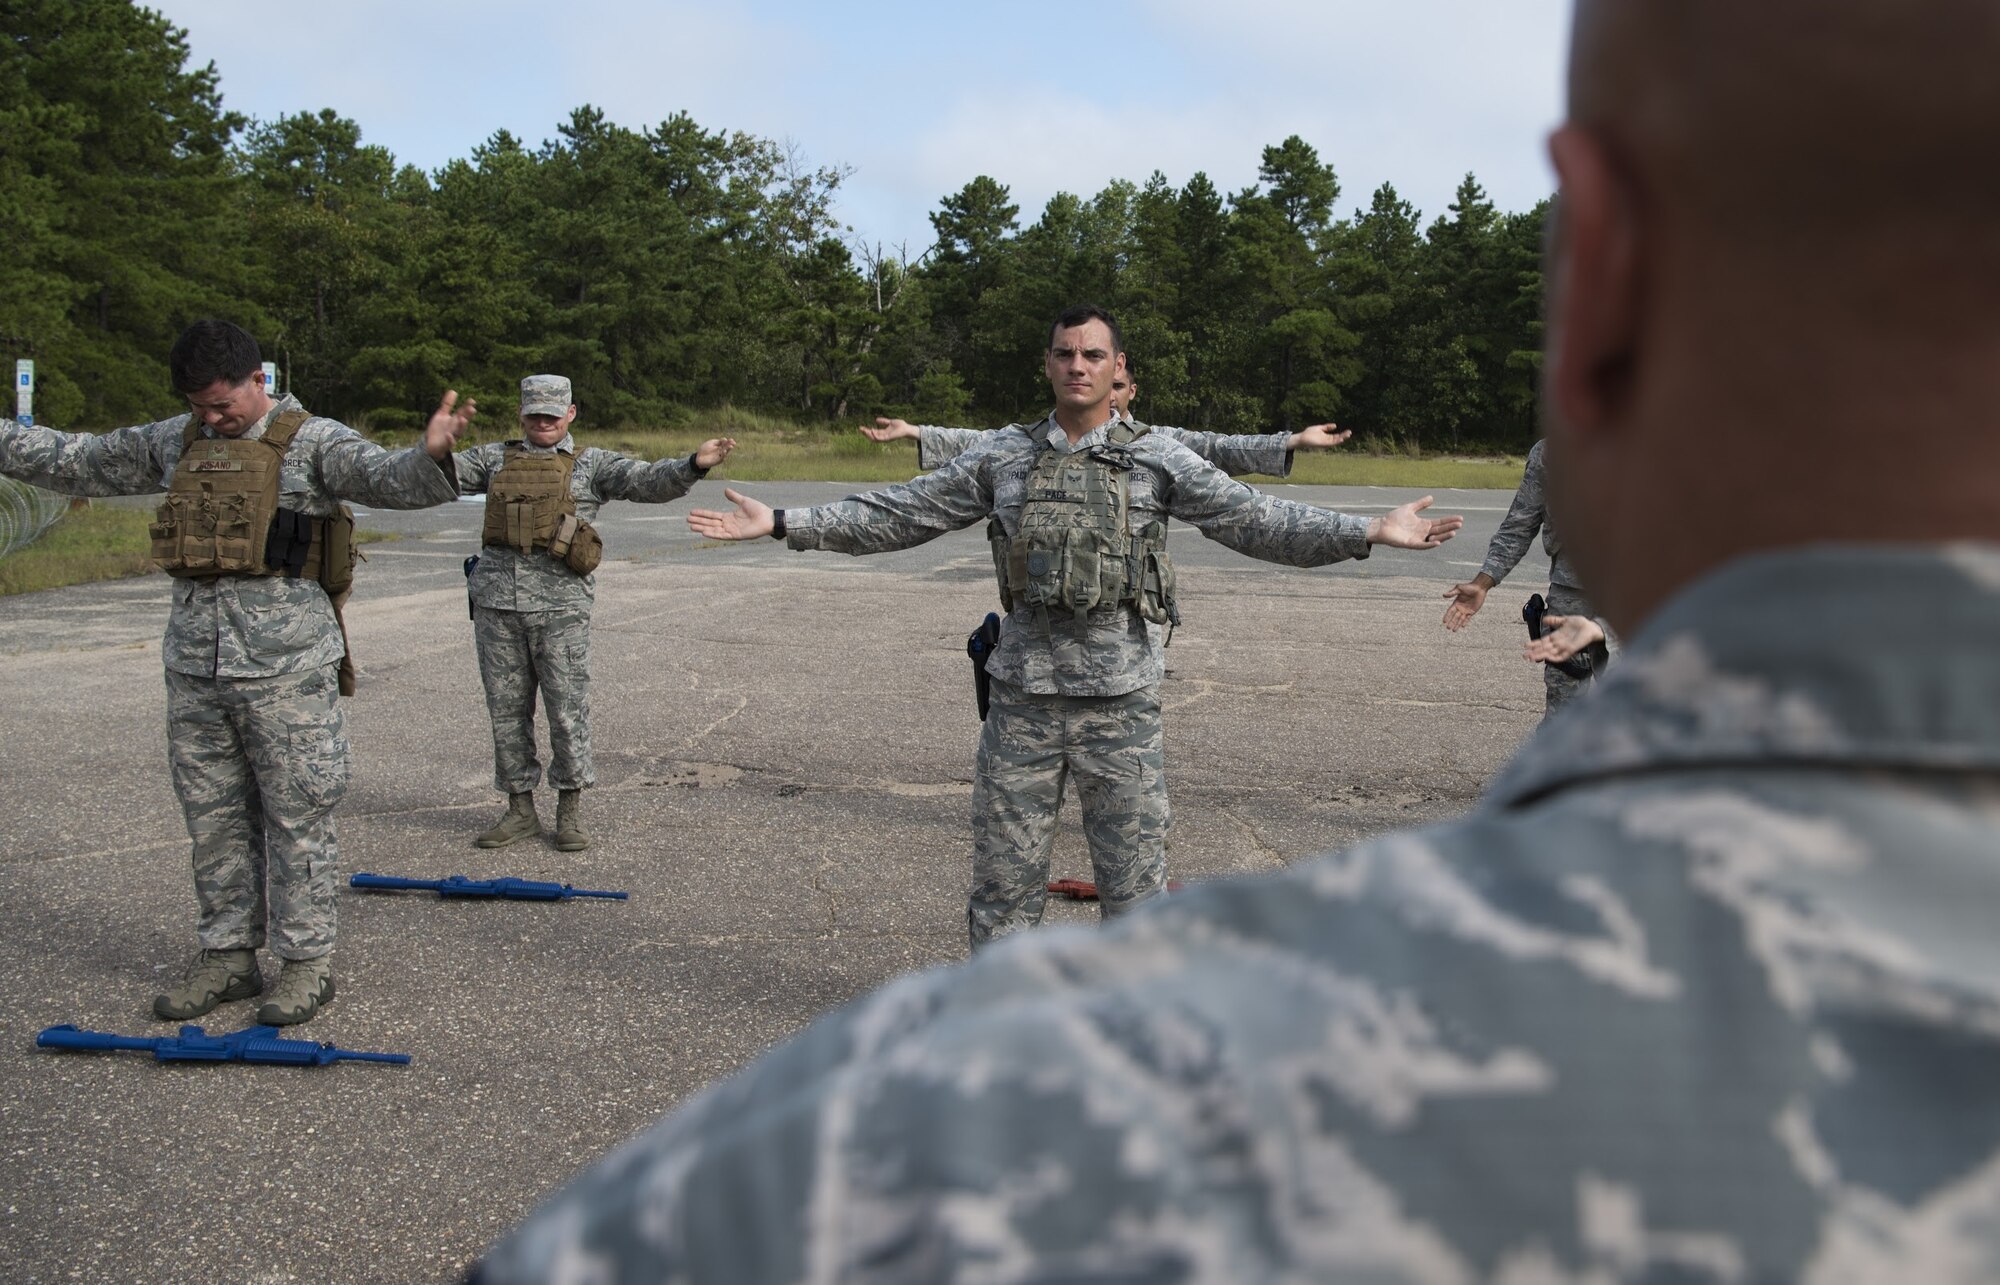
188,461,245,472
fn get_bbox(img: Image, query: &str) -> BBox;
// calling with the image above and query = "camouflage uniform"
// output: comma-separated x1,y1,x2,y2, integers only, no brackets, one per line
915,420,1294,477
479,543,2000,1284
0,395,457,959
1481,439,1610,714
455,434,707,794
785,415,1373,946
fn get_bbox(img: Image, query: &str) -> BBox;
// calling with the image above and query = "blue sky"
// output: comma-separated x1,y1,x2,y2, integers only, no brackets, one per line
153,0,1570,252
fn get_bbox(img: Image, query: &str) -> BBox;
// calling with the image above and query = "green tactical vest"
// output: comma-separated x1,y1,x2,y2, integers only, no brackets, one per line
151,408,356,593
989,421,1178,628
481,445,603,574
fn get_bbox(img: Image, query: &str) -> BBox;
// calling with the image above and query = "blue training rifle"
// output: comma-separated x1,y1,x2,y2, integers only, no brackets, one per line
37,1024,410,1067
349,873,628,900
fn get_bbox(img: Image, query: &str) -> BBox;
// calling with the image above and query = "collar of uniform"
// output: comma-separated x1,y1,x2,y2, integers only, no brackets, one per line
199,392,301,443
513,434,577,456
1040,414,1118,455
1484,542,2000,809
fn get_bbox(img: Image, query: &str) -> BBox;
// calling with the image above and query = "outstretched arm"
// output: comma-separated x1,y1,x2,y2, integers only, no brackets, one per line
593,437,737,504
0,417,175,496
1156,444,1462,567
693,448,998,555
319,390,471,508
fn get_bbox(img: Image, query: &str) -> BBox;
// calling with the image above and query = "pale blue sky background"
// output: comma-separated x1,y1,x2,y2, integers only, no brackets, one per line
153,0,1570,252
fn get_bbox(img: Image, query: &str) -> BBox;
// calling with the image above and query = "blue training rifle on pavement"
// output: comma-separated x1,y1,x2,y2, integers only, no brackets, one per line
349,873,628,900
37,1024,410,1066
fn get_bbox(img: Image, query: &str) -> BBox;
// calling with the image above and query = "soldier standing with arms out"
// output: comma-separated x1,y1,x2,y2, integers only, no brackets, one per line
863,358,1355,475
1442,438,1611,716
476,0,2000,1277
690,305,1459,948
0,320,472,1025
454,375,735,852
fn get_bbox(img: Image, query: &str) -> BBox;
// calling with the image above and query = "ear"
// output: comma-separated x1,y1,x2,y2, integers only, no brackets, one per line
1545,124,1642,437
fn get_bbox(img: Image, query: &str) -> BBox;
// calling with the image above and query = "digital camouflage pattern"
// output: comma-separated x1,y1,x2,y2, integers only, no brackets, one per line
457,435,707,796
478,544,2000,1284
167,665,347,960
970,679,1166,945
519,374,573,417
1542,582,1596,714
0,396,454,965
1480,441,1609,714
789,415,1372,698
1479,440,1577,591
473,602,594,793
917,420,1293,479
0,394,458,678
456,436,704,612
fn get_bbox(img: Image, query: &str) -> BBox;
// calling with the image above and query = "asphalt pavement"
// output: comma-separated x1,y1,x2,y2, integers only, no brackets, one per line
0,476,1550,1283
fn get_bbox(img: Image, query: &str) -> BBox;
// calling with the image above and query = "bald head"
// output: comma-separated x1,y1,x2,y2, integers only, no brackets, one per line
1544,0,2000,634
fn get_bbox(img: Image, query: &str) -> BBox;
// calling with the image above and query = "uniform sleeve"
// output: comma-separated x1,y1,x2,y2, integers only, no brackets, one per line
916,426,989,471
1479,443,1546,585
585,448,700,504
0,418,176,496
310,421,459,509
453,443,504,496
786,451,996,556
1158,426,1292,478
1156,443,1371,566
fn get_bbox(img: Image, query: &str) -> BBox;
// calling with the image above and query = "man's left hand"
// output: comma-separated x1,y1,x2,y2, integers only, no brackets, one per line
694,437,736,469
1288,423,1353,451
1366,496,1463,549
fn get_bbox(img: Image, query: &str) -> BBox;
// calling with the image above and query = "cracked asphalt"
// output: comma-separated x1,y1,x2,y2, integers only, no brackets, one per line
0,478,1549,1283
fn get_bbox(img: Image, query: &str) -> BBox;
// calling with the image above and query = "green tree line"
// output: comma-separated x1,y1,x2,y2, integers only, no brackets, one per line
3,0,1548,449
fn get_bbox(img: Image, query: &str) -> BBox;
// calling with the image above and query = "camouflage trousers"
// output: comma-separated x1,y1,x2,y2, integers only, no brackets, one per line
474,604,594,794
969,679,1168,949
1542,582,1600,718
164,664,350,960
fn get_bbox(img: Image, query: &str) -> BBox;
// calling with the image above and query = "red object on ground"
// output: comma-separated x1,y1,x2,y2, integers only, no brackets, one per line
1045,878,1185,901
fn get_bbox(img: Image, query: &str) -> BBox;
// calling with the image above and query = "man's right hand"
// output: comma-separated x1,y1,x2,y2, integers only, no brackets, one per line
1442,577,1492,631
687,488,774,541
861,417,919,443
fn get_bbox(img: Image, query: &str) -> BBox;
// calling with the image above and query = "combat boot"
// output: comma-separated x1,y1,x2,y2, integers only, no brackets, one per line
475,791,540,848
554,788,591,852
256,956,335,1026
153,948,261,1020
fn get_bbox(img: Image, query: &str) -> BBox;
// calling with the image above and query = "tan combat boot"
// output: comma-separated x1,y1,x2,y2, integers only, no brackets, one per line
256,956,335,1026
153,948,261,1020
475,791,540,848
554,789,591,852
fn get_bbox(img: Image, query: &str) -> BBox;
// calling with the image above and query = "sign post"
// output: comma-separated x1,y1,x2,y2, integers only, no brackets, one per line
15,359,32,427
261,361,278,397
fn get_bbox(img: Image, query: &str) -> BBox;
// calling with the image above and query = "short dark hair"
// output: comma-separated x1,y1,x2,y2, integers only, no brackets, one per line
169,320,262,394
1048,304,1123,355
1118,354,1137,383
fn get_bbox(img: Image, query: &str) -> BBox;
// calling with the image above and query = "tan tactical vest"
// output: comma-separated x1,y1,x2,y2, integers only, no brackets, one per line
989,421,1177,628
150,409,356,595
481,445,602,574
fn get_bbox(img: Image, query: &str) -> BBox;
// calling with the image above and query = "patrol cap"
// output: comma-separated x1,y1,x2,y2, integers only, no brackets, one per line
520,374,573,417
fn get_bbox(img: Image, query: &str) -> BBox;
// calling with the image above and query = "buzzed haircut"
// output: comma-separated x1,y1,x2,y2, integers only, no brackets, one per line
169,320,263,394
1049,304,1123,355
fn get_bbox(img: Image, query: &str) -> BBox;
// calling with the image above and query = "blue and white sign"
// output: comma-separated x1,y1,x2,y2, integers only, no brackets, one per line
14,359,31,424
261,361,278,395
